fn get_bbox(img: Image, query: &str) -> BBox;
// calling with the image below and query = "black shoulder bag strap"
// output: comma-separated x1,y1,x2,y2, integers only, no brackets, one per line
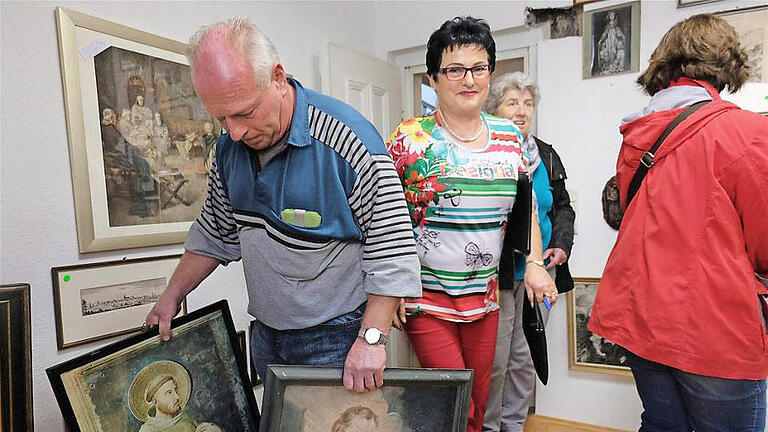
625,100,710,208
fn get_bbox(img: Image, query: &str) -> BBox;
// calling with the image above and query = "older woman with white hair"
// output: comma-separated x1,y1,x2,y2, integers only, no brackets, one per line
483,72,575,432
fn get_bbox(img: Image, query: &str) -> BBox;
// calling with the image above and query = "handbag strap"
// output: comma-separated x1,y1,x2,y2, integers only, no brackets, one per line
625,100,710,208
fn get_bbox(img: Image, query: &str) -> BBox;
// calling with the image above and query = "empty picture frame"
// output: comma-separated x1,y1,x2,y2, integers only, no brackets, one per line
47,300,260,432
52,254,185,349
567,278,632,376
0,284,34,431
261,365,473,431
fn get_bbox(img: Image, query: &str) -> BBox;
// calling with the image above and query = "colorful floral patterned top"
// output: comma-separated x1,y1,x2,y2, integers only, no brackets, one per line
386,112,528,322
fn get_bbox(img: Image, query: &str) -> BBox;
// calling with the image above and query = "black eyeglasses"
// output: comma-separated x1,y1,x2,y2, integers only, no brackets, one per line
438,64,491,81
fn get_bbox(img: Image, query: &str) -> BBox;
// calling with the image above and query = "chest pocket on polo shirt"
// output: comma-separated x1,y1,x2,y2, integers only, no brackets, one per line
281,209,322,228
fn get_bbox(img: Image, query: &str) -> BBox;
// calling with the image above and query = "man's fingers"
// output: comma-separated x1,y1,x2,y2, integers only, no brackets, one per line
343,369,354,390
158,318,172,341
374,370,384,388
363,374,377,392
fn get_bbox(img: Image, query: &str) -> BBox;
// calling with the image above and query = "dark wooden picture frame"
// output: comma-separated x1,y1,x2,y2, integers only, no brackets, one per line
582,1,640,79
261,365,473,431
52,254,186,349
47,300,260,431
0,284,34,431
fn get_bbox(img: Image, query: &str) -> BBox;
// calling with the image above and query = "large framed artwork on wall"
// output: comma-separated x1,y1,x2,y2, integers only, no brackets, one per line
582,1,640,79
0,284,34,431
567,278,632,377
52,254,185,349
717,5,768,114
55,7,219,252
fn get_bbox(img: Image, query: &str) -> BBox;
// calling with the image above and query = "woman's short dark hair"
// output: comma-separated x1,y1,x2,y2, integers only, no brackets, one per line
426,16,496,81
637,14,749,95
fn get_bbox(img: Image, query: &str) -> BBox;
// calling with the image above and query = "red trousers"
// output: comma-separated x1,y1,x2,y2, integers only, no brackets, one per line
405,311,499,432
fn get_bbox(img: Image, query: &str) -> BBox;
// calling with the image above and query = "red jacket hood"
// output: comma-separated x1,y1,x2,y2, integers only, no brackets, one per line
616,79,739,208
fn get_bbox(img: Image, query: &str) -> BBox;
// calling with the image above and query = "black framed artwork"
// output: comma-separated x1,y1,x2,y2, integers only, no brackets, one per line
0,283,34,431
47,300,260,431
261,365,473,431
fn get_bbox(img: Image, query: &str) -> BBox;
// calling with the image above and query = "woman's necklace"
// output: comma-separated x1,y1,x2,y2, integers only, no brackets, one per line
438,108,485,143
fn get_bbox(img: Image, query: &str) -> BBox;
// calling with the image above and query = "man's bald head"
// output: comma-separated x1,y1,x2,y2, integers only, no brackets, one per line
187,17,279,89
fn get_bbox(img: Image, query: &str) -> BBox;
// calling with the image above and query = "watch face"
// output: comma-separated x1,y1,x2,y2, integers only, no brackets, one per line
364,328,381,344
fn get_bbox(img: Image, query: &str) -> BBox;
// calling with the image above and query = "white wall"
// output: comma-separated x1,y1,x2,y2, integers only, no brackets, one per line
0,2,376,430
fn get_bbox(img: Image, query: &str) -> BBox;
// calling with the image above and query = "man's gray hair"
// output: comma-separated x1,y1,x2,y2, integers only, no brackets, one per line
483,72,541,116
187,17,280,88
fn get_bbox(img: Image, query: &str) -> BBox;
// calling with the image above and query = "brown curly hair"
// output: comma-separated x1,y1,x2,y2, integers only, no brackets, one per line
637,14,750,95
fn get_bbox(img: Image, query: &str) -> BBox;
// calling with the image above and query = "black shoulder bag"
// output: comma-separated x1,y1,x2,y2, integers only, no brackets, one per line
625,100,709,208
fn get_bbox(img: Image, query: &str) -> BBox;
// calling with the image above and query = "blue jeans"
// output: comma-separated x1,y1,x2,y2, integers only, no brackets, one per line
624,348,766,432
250,303,365,383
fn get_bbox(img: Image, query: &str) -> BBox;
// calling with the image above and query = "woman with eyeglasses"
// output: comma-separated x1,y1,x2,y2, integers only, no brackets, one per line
386,17,556,432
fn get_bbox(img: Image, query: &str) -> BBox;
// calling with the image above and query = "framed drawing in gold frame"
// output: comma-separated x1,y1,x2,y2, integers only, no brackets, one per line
55,7,218,252
567,277,632,376
0,284,34,431
52,254,186,349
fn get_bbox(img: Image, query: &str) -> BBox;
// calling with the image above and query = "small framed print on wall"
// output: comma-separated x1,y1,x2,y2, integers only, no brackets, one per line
52,254,185,349
567,278,633,376
582,1,640,79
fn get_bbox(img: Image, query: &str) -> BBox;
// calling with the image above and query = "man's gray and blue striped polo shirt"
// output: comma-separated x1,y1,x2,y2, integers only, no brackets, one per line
185,78,421,330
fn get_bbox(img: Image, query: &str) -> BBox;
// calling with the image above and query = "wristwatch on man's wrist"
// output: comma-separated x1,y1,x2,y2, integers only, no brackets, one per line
358,327,388,345
526,259,546,269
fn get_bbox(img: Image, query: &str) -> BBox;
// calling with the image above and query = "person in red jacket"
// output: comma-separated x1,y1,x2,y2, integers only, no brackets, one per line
589,14,768,431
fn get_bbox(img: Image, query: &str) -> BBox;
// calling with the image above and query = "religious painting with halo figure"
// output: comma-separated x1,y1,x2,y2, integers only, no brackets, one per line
47,301,259,432
582,1,640,79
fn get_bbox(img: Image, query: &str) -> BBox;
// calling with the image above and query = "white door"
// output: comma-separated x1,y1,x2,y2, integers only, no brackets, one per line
326,44,415,367
327,43,402,138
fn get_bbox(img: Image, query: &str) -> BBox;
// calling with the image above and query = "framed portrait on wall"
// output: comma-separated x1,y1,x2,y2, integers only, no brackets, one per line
0,284,34,431
55,7,219,253
717,5,768,114
52,254,185,349
47,300,260,432
261,365,472,431
582,1,640,79
567,278,632,376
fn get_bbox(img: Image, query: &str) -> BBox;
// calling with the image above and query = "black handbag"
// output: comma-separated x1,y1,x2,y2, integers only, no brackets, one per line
504,173,532,255
522,296,548,385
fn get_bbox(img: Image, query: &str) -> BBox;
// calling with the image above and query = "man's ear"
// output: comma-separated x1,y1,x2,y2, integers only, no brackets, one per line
272,63,288,94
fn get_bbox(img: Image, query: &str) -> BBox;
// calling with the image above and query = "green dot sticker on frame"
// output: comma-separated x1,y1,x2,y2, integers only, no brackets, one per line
63,275,71,282
281,209,322,228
